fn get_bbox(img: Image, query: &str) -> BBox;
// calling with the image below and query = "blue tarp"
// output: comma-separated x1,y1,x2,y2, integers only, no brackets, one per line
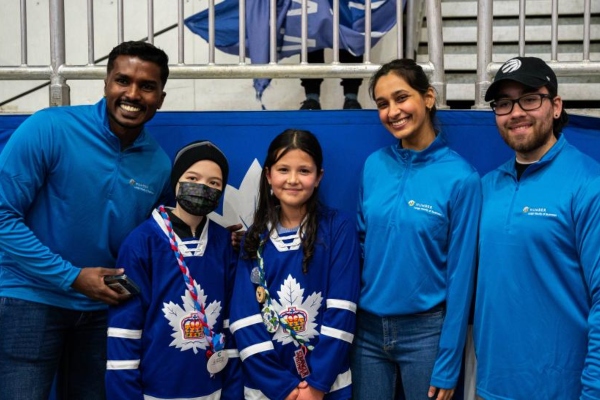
184,0,399,100
2,109,599,218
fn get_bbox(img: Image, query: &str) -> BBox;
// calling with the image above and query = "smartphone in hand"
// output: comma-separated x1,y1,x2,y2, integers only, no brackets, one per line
104,274,141,296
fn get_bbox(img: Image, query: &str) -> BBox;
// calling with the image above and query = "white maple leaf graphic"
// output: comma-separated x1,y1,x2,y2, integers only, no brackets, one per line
209,158,262,229
271,274,322,347
162,281,222,354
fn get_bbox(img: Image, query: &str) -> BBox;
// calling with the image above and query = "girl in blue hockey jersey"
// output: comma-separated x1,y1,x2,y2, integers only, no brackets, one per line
230,129,360,400
106,140,241,400
351,59,482,400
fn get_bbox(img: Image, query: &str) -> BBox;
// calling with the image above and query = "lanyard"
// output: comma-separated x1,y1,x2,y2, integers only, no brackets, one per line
256,236,314,351
158,205,225,353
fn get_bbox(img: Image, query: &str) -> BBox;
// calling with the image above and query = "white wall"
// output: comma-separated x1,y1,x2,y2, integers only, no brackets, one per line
0,0,400,113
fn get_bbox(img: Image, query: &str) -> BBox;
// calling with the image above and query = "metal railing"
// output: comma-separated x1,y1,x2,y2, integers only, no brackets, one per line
2,0,598,110
0,0,446,108
474,0,600,108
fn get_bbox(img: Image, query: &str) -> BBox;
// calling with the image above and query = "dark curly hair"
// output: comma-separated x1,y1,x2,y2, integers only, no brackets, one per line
107,41,169,87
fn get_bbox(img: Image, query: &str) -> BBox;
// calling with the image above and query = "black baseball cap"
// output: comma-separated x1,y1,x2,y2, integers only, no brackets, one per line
485,57,558,101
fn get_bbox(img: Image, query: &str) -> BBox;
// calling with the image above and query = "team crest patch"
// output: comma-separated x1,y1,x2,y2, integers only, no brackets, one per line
162,282,222,354
271,274,322,346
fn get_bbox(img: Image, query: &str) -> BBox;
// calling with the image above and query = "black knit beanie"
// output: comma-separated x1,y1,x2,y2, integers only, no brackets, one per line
170,140,229,192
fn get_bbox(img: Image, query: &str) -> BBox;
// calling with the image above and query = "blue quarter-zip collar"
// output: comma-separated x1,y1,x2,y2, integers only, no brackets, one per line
498,133,566,179
392,133,449,165
94,98,152,150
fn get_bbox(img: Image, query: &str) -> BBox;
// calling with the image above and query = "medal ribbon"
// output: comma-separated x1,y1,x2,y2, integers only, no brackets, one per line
158,206,225,353
256,236,314,351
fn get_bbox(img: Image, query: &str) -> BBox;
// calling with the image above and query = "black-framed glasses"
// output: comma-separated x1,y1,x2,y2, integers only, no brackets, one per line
490,93,553,116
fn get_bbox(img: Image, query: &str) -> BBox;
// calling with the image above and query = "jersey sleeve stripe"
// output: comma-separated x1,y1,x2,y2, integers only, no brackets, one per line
326,298,357,313
106,359,140,370
229,314,262,333
320,325,354,344
239,341,275,361
329,369,352,392
107,327,142,339
225,349,240,358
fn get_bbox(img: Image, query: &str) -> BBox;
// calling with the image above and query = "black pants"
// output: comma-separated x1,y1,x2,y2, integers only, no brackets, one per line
300,49,363,96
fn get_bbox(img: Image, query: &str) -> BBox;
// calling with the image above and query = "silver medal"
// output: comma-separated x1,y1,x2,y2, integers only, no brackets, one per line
207,350,229,374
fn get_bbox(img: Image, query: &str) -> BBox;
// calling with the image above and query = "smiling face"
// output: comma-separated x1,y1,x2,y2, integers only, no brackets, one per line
104,55,166,143
494,81,561,161
373,73,436,150
266,148,323,222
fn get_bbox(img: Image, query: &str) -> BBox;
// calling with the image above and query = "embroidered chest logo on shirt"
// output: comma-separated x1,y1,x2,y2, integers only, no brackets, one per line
522,206,557,218
129,179,156,195
162,282,222,354
270,274,322,346
408,199,443,217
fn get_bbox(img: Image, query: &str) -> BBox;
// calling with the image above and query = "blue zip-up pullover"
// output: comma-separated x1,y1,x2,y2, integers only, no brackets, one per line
0,99,171,311
474,134,600,400
357,134,481,389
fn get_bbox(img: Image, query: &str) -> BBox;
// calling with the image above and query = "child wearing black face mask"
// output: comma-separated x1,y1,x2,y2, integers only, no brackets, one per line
105,140,242,400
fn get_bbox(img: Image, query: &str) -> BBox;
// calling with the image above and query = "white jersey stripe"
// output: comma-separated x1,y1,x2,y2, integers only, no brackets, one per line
229,314,262,333
225,349,240,358
106,359,140,370
330,369,352,392
321,325,354,344
326,298,357,313
239,341,274,361
243,387,268,400
107,327,142,339
144,389,221,400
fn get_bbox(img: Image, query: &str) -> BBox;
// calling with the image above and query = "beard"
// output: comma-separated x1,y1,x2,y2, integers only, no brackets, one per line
498,118,555,154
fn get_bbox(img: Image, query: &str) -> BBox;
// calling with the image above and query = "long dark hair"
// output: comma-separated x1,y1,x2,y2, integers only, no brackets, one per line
244,129,323,274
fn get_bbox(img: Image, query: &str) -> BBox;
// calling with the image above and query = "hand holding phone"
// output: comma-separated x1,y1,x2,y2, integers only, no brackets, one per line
104,274,141,296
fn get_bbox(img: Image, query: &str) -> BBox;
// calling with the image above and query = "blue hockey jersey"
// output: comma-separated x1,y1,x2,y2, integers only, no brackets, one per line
230,207,360,400
106,208,241,400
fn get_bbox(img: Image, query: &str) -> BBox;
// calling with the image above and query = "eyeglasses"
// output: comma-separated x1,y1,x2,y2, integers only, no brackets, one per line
490,93,553,116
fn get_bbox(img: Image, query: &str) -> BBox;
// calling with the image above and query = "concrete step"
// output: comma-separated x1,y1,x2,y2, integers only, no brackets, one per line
424,0,600,103
422,17,600,43
418,43,600,70
441,0,600,19
445,74,600,101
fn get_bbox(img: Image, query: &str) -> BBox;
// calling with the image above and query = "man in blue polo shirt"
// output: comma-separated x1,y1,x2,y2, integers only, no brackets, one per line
474,56,600,399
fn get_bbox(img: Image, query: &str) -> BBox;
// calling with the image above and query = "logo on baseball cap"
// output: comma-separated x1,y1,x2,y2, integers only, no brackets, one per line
485,57,558,101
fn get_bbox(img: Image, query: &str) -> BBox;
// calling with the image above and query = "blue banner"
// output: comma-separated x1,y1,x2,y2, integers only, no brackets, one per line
4,110,599,224
185,0,400,99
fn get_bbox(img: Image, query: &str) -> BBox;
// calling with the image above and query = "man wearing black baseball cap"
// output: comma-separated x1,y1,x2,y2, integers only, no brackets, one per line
473,56,600,399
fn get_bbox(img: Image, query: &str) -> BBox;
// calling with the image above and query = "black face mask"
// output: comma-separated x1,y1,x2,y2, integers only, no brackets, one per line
175,182,222,216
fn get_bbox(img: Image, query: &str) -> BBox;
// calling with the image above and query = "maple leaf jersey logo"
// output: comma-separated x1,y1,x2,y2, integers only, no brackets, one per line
271,274,323,346
162,281,222,354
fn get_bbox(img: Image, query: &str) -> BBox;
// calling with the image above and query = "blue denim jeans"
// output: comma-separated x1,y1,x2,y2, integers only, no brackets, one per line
350,307,444,400
0,297,107,400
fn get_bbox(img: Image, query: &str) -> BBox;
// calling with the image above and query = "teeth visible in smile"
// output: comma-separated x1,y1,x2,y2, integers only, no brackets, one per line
391,116,409,128
120,104,141,112
511,124,531,132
